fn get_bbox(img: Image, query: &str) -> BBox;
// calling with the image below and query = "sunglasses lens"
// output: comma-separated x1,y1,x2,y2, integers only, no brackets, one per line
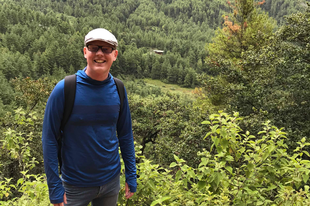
102,47,113,53
87,45,99,52
87,45,114,53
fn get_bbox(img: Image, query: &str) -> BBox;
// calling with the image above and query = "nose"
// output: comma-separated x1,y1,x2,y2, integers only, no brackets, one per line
96,48,105,55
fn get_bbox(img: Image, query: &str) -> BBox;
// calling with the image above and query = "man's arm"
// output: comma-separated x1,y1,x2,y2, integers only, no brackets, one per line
42,80,66,204
117,88,137,194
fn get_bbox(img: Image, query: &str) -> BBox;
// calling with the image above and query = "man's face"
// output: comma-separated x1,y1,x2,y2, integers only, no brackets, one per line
83,40,118,78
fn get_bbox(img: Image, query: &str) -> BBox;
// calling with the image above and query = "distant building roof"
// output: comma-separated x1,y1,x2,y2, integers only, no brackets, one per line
153,50,164,54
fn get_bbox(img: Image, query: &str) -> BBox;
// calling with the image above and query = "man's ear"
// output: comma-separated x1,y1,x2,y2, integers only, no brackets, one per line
113,50,118,61
83,47,87,58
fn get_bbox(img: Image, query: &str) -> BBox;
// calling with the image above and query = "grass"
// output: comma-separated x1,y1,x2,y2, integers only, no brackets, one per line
143,78,196,97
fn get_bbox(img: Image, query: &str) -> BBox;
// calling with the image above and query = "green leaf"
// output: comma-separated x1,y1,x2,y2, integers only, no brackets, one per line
303,151,310,157
214,138,220,147
183,178,187,186
262,151,269,161
213,172,222,187
204,132,212,139
225,166,233,174
173,154,179,162
247,163,254,171
305,185,309,192
147,180,156,190
245,170,251,178
150,199,161,206
226,155,234,162
17,178,23,186
197,181,206,189
199,158,208,167
211,125,219,133
221,139,229,149
267,184,277,191
175,170,182,181
201,121,211,125
169,162,177,168
188,170,195,179
151,196,171,206
160,196,171,202
220,129,227,138
239,147,246,154
9,184,16,189
300,160,310,164
303,174,309,184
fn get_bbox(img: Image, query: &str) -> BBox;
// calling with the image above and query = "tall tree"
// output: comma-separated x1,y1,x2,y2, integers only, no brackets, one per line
161,58,171,80
167,64,178,83
203,0,276,105
206,0,275,64
151,58,161,79
235,3,310,144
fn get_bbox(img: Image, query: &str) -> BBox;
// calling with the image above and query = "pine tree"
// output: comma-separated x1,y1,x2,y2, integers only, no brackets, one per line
151,59,161,79
177,65,185,85
206,0,276,65
52,63,66,80
0,11,8,33
68,65,76,75
167,64,179,84
0,71,14,105
161,59,171,80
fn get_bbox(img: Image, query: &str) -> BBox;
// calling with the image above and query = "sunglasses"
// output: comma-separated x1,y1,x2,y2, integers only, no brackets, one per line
86,45,115,54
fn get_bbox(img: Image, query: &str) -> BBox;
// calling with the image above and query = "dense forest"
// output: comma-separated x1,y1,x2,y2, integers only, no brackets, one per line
1,0,310,205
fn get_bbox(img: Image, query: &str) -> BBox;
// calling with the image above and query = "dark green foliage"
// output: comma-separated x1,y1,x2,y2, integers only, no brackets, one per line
1,0,310,204
261,0,309,24
0,0,213,89
203,3,310,150
0,76,58,201
151,59,162,79
238,4,310,145
127,83,212,167
0,0,305,98
0,72,14,116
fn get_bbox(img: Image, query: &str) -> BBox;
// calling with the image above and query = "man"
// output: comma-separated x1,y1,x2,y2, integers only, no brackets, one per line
42,28,137,206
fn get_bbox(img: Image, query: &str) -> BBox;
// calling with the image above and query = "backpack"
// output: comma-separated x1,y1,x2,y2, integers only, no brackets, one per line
56,74,125,173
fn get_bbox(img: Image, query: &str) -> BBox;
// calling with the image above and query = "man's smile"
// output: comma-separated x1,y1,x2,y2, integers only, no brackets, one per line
94,60,106,63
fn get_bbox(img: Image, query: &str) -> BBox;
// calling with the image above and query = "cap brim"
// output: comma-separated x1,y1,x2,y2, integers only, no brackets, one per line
84,38,118,47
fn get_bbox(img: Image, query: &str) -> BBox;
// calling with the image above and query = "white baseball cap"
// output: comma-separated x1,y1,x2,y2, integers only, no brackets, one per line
84,28,118,47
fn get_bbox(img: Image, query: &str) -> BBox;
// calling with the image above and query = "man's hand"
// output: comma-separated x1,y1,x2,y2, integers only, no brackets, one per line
125,183,134,199
53,192,67,206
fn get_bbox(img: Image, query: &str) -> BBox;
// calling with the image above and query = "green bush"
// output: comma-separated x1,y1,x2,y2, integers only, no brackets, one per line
2,111,310,205
0,109,49,205
120,111,310,205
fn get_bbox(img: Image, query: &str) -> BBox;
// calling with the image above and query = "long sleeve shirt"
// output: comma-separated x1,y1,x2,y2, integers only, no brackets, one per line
42,69,137,204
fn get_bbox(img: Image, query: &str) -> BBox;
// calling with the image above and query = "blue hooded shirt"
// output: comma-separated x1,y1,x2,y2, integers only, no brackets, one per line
42,69,137,204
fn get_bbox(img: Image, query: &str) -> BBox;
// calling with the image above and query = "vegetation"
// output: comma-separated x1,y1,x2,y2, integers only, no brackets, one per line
1,0,310,205
203,1,310,147
2,111,310,205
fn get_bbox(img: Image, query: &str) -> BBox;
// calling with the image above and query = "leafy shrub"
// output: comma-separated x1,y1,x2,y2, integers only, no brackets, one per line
2,110,310,205
119,111,310,205
0,109,49,205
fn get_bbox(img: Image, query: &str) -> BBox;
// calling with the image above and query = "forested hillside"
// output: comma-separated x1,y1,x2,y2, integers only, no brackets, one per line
0,0,308,96
261,0,309,23
1,0,310,205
